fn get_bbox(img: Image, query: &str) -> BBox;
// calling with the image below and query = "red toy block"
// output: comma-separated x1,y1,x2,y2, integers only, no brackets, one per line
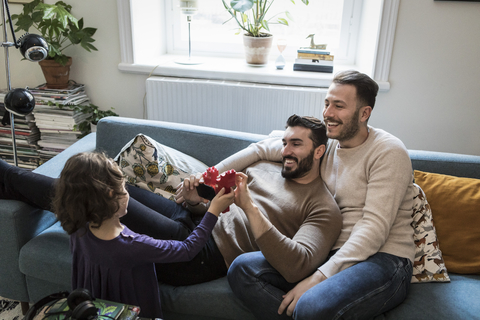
203,167,219,188
202,166,236,213
216,169,236,194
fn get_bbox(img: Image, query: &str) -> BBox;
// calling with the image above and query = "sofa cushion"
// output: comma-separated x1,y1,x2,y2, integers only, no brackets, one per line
410,184,449,283
378,274,480,320
114,134,208,201
414,170,480,274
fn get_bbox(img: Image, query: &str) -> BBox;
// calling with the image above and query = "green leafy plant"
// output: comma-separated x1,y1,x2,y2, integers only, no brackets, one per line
11,0,97,66
222,0,309,37
73,104,118,137
50,102,118,138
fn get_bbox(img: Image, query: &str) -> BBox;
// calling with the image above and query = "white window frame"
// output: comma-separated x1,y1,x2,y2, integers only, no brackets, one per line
165,0,359,65
117,0,399,91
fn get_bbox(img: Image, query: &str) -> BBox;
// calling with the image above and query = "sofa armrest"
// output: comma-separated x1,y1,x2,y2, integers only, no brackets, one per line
0,200,57,302
0,132,96,302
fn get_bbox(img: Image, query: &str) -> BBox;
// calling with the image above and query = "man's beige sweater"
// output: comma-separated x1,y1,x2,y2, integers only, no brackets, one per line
216,126,416,279
212,161,342,283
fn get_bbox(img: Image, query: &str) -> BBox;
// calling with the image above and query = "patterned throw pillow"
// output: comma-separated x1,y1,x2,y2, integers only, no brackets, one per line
114,134,208,201
411,183,450,283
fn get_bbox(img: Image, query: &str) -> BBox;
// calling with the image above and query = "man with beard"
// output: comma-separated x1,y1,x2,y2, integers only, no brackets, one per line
221,70,416,320
178,114,342,286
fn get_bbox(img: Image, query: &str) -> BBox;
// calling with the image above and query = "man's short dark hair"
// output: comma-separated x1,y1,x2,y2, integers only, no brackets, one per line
286,114,328,149
333,70,379,110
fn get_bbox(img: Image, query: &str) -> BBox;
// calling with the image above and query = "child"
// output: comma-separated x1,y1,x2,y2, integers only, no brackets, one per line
51,152,234,319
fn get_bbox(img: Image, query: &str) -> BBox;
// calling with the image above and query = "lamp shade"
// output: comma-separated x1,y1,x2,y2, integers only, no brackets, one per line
4,88,35,116
18,34,48,62
179,0,198,15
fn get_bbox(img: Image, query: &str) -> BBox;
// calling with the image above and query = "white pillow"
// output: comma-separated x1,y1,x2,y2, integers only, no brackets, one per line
114,134,208,201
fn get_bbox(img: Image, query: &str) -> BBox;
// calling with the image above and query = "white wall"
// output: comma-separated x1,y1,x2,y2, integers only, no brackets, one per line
1,0,479,156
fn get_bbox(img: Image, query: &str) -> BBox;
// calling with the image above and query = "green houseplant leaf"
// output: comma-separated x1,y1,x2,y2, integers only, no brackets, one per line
231,0,254,12
10,0,97,66
222,0,308,37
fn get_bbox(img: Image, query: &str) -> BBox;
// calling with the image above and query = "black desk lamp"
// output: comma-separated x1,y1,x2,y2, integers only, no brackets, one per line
1,0,48,166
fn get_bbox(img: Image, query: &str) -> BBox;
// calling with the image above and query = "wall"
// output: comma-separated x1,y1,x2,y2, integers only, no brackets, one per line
1,0,479,156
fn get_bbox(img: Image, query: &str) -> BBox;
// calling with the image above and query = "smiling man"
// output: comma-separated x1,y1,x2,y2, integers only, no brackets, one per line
223,70,416,320
176,114,342,288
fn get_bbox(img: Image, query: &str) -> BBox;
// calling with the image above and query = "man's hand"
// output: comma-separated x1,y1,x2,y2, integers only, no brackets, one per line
176,173,208,205
278,270,327,317
234,172,255,212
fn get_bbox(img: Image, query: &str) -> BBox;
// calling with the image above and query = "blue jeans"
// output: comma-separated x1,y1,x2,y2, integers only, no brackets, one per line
228,251,412,320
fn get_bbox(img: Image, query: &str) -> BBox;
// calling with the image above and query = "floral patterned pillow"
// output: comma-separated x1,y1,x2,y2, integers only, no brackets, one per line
411,183,450,283
114,134,208,201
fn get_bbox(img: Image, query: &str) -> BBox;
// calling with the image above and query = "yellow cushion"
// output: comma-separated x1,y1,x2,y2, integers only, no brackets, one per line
414,170,480,274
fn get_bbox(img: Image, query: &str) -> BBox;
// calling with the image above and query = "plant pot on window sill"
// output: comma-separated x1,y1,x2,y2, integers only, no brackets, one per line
38,57,73,89
243,34,273,65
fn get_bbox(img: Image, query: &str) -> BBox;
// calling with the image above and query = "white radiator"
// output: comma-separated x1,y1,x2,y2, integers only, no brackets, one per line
145,77,327,135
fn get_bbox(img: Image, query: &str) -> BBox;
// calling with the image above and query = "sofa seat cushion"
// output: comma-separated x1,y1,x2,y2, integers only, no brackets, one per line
19,221,71,286
159,277,255,320
378,274,480,320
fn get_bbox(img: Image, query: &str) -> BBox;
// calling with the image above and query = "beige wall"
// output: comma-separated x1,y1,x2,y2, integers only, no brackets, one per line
1,0,479,156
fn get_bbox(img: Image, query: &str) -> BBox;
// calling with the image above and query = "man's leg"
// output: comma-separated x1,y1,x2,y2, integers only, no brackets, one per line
228,252,297,320
122,185,194,240
1,159,56,210
294,252,413,320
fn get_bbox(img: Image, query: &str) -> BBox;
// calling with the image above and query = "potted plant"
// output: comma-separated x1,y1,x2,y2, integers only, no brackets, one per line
222,0,309,64
11,0,97,88
73,103,119,137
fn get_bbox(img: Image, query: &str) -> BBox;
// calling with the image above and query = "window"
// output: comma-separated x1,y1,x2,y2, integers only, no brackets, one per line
166,0,358,64
118,0,399,90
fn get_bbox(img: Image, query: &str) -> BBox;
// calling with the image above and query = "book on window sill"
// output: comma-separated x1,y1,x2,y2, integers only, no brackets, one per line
297,48,330,55
294,59,334,66
297,52,334,60
293,64,334,73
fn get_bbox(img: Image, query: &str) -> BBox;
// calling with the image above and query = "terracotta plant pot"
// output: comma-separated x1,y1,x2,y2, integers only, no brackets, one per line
38,57,73,89
243,34,273,65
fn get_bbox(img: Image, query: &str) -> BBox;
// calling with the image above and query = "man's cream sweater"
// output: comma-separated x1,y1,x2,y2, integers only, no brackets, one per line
216,126,416,278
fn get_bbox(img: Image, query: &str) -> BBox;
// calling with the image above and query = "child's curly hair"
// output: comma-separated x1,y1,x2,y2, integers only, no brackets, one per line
53,152,127,235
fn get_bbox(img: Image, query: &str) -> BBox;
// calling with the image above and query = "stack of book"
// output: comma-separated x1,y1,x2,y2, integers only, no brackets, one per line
0,104,41,169
293,48,334,73
27,81,92,162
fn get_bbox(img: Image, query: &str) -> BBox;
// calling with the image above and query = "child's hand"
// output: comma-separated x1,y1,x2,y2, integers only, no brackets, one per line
209,187,235,217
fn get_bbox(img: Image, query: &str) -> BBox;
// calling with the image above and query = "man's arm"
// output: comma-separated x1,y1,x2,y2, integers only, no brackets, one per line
234,173,272,238
235,172,342,283
215,138,283,173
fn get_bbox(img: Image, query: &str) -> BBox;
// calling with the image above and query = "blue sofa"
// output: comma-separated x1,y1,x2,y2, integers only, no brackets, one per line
1,116,479,320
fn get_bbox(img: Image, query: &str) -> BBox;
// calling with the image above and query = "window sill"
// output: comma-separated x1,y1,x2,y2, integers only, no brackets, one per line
118,54,390,91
